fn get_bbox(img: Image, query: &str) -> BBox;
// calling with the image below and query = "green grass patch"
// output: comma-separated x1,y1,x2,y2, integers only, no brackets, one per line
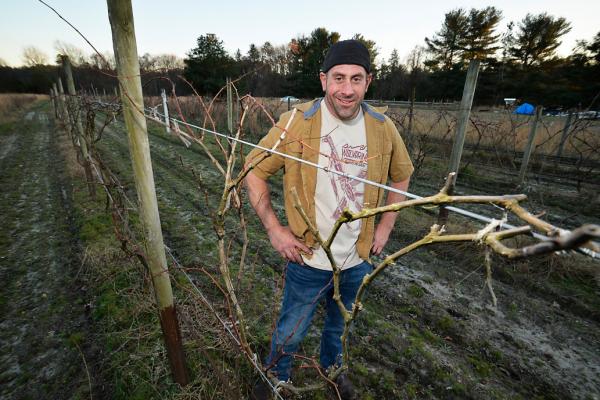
407,284,426,298
468,354,493,378
434,313,455,335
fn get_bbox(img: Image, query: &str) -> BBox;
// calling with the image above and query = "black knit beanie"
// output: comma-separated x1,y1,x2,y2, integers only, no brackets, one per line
321,40,371,74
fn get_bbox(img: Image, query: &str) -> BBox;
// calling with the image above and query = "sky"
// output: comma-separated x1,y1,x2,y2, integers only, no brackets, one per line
1,0,599,67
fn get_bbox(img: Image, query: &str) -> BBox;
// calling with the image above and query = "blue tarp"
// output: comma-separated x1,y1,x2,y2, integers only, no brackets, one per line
514,103,535,115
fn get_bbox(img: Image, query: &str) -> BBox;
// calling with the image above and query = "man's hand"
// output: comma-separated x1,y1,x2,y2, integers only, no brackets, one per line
267,225,312,264
245,171,305,263
371,223,393,256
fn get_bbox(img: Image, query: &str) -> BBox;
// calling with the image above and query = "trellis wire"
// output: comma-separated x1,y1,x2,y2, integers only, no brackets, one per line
143,105,598,259
165,247,286,400
93,98,599,258
83,95,599,396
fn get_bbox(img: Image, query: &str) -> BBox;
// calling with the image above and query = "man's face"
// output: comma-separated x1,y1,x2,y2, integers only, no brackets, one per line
320,64,372,121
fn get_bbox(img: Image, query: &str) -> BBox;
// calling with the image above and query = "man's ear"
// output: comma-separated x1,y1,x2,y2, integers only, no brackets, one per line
366,73,373,91
319,72,327,92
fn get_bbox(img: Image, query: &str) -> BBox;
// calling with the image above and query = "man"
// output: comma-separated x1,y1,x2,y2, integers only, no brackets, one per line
246,40,413,399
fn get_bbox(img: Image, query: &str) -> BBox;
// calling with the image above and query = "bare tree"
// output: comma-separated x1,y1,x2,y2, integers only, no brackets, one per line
153,54,184,71
89,51,115,70
22,46,48,67
406,45,427,72
139,53,184,72
54,40,88,66
138,52,155,71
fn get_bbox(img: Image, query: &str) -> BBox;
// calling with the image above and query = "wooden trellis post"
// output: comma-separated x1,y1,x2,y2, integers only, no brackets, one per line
50,87,58,119
407,87,415,138
106,0,189,385
226,77,233,134
518,106,543,186
57,78,71,135
555,110,573,160
447,59,480,178
161,88,170,134
52,82,60,119
62,55,96,199
440,60,479,224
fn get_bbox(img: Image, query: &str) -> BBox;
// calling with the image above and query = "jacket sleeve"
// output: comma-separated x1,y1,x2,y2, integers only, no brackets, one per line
387,119,415,182
245,111,295,180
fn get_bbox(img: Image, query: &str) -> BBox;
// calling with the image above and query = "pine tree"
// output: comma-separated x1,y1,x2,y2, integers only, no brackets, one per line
461,6,502,63
425,9,469,70
508,13,571,67
184,33,233,94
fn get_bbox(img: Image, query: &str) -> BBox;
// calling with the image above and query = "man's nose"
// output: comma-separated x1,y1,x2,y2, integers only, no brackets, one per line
340,79,353,96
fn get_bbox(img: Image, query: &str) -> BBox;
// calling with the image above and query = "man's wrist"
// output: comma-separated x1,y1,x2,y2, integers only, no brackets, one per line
265,221,282,235
378,213,397,230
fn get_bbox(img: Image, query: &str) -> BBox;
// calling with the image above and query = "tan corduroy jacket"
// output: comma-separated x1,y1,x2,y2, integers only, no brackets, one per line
246,99,414,261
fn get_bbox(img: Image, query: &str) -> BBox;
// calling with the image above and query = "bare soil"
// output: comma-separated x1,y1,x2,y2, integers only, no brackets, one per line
0,104,99,400
2,99,598,400
92,116,600,399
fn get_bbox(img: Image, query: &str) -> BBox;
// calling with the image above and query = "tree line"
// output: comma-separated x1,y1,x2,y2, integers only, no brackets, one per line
2,8,599,108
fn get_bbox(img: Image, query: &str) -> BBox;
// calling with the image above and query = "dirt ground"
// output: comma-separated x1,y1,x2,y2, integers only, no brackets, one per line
1,99,598,400
364,241,600,399
0,104,97,399
92,114,600,399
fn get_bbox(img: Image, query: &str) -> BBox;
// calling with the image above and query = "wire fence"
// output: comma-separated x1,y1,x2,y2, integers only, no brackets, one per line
386,106,600,188
165,248,287,400
140,102,598,259
37,1,600,397
49,84,600,400
62,95,287,398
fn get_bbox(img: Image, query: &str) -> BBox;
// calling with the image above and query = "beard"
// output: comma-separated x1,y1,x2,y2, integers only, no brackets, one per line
325,94,361,121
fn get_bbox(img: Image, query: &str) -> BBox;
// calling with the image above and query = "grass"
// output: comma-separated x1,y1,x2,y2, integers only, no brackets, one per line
407,283,426,298
467,354,493,378
73,109,286,398
390,106,600,158
57,113,185,398
45,96,600,400
0,98,97,400
0,93,47,122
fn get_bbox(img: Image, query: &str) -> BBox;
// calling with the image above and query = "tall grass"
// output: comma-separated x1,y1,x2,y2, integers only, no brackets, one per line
145,95,296,142
390,106,600,159
0,93,47,122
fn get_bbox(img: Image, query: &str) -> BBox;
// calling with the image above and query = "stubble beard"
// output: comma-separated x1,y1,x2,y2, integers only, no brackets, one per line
325,94,360,121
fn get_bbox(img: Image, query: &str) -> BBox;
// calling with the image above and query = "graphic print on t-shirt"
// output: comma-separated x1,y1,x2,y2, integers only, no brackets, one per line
304,100,367,270
321,135,368,224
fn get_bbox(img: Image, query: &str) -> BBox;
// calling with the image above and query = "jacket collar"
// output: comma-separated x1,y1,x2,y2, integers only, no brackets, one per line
297,98,387,122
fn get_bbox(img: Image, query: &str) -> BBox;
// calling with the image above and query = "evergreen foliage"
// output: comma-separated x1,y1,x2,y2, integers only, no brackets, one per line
2,16,599,109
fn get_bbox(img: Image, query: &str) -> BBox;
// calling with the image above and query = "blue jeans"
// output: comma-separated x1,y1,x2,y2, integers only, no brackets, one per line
265,260,373,381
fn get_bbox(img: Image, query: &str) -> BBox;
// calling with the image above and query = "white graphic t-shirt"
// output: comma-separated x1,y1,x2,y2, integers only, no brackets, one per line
302,100,367,270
